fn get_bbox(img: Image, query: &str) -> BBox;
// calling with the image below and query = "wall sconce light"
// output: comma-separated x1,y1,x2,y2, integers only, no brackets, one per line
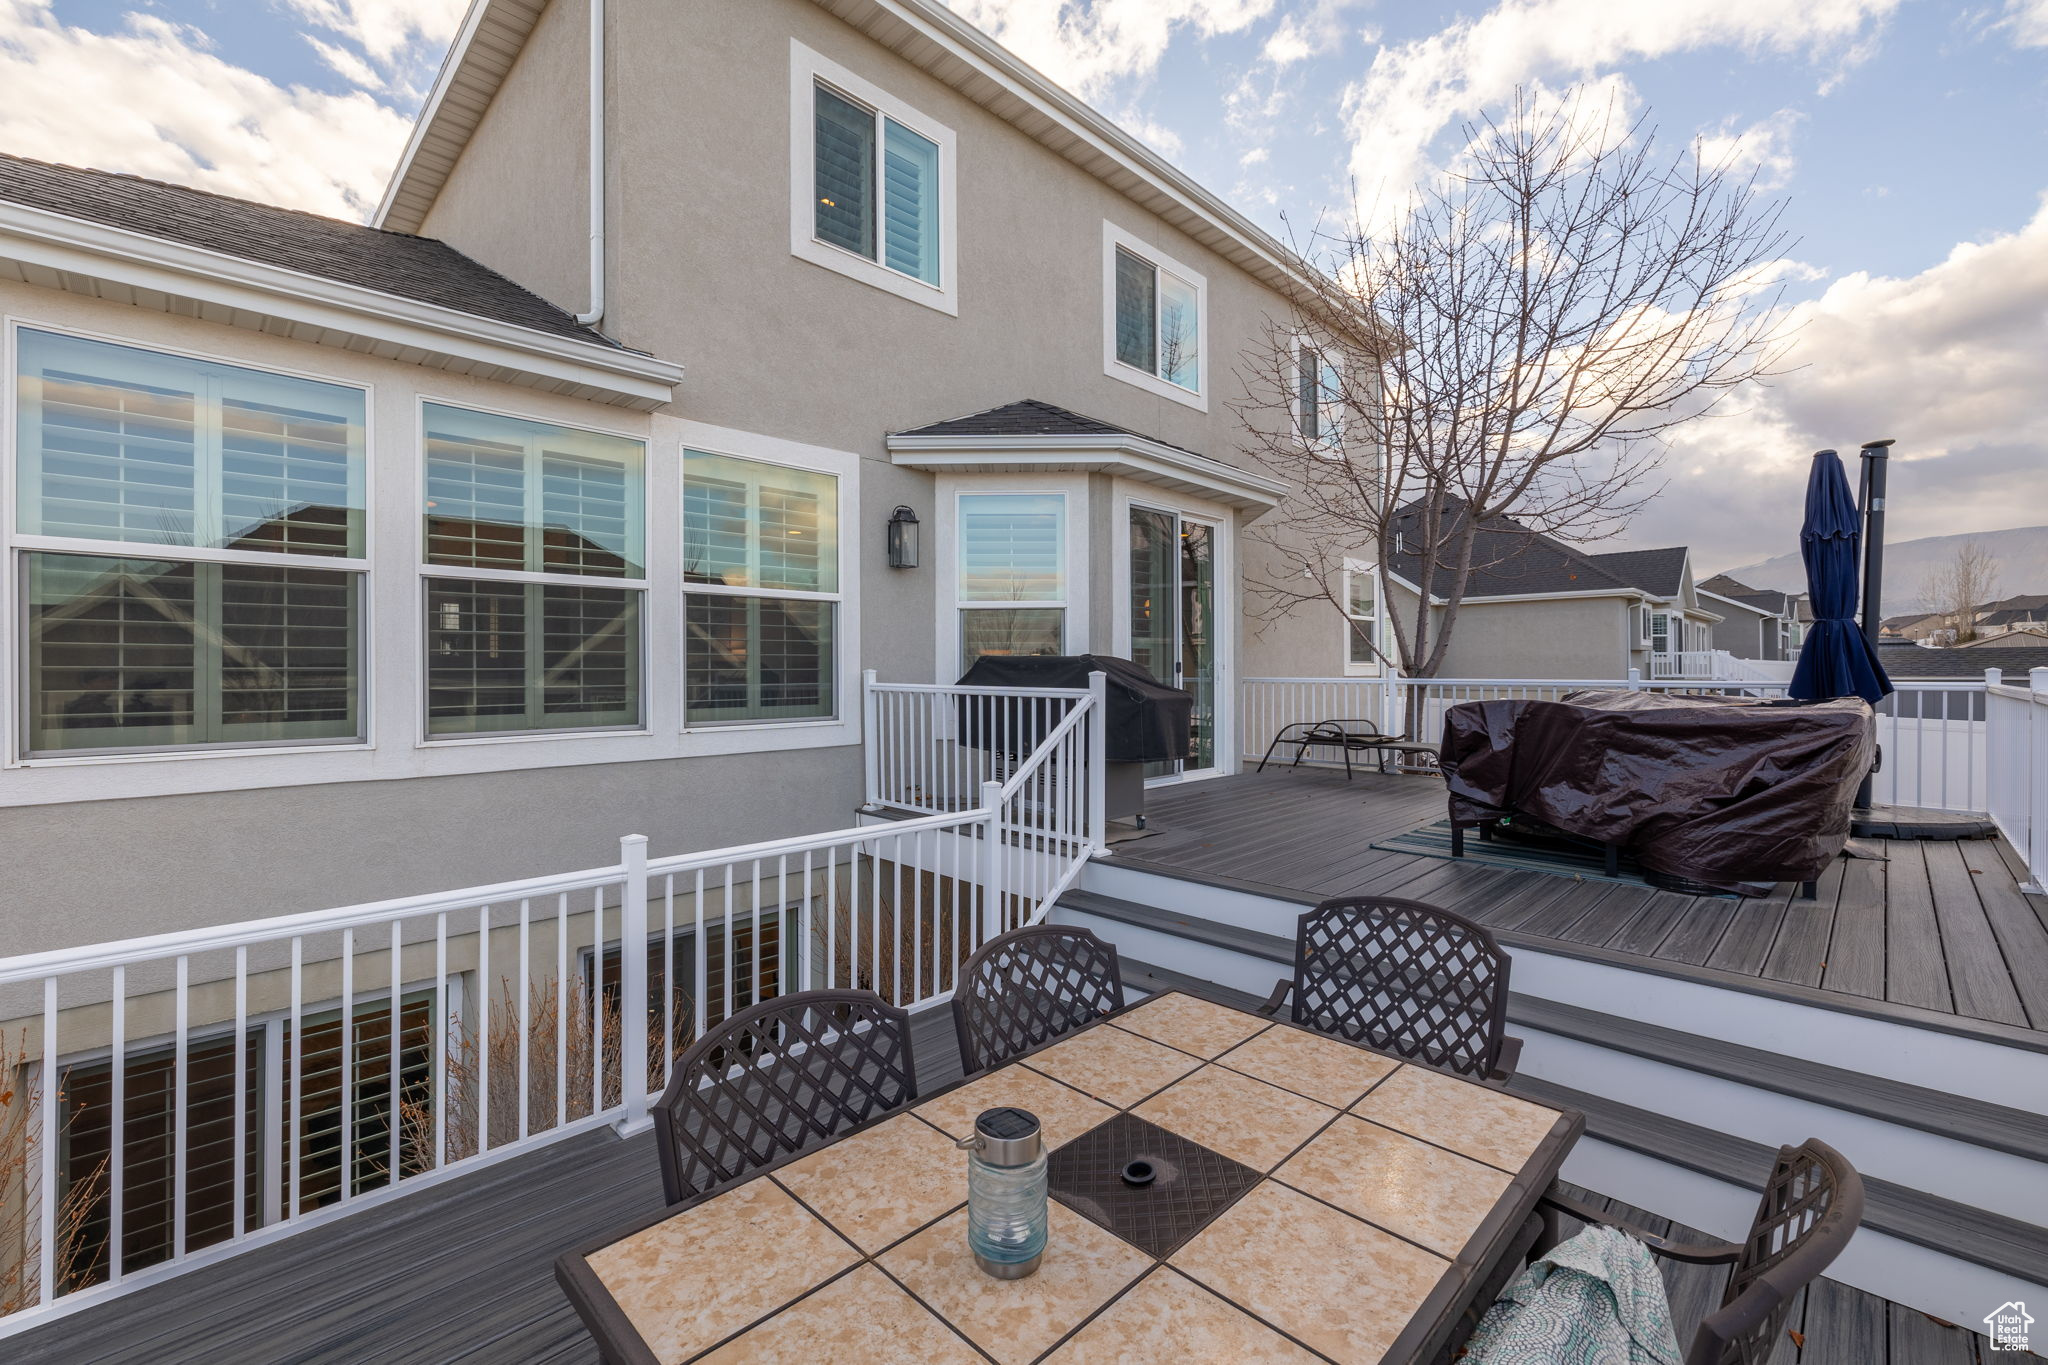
887,505,920,569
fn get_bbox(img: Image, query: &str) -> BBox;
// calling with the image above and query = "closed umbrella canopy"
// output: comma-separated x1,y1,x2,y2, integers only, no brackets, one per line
1789,449,1892,704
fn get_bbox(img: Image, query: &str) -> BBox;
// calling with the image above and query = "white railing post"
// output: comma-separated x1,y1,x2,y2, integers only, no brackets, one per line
980,779,1005,941
861,669,881,811
2030,670,2048,893
1087,670,1110,856
1627,667,1642,690
615,835,651,1135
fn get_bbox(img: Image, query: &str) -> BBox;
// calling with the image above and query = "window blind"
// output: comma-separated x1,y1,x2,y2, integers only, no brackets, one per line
1114,248,1156,372
882,119,939,284
814,84,875,259
959,494,1063,602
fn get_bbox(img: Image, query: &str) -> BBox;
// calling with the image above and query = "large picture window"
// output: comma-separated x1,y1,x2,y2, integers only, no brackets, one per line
422,403,645,736
684,450,839,724
957,493,1065,666
14,328,367,756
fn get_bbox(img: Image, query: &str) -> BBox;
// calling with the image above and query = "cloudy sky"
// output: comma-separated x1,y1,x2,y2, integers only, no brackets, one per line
2,0,2044,570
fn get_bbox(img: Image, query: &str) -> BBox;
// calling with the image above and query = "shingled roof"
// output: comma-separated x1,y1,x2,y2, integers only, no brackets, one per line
1384,501,1695,601
1879,641,2048,679
1699,573,1791,616
894,399,1207,458
0,152,615,347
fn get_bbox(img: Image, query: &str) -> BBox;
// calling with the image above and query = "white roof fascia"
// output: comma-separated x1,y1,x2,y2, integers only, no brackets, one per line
886,431,1287,514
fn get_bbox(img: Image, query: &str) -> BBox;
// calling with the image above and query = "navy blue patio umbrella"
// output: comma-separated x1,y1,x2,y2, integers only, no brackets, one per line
1788,449,1892,704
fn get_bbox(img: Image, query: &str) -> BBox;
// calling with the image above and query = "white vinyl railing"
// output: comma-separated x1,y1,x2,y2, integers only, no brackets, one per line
863,672,1104,818
1241,673,1997,815
1986,667,2048,893
0,682,1102,1333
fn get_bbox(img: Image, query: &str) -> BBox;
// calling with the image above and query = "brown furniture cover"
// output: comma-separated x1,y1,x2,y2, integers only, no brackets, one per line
1441,689,1875,896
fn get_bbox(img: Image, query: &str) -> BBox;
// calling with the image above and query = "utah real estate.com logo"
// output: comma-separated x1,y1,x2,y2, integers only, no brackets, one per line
1985,1301,2033,1352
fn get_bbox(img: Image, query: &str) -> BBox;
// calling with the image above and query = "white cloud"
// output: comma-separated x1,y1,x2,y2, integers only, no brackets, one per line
0,0,447,221
283,0,468,97
1340,0,1900,206
1632,198,2048,566
2003,0,2048,47
1696,108,1804,192
939,0,1277,99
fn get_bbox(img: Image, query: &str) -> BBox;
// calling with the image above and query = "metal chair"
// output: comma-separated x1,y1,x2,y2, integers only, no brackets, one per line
1257,718,1437,779
954,925,1125,1073
651,988,918,1206
1260,895,1523,1081
1534,1141,1865,1365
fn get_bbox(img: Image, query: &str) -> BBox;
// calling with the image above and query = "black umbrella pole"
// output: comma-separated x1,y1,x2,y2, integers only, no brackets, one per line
1856,439,1894,811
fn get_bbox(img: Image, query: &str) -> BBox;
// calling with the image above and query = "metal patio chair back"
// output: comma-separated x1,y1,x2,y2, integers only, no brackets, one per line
1535,1140,1865,1365
652,988,918,1206
1263,895,1520,1080
954,925,1125,1073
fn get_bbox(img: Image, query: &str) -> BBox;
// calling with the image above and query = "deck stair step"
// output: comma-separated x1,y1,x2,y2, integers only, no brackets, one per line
1510,994,2048,1165
1117,956,1267,1013
1509,1073,2048,1292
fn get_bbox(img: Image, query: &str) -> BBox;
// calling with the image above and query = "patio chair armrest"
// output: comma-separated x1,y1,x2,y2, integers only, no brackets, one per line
1534,1189,1744,1265
1487,1035,1524,1082
1259,979,1292,1017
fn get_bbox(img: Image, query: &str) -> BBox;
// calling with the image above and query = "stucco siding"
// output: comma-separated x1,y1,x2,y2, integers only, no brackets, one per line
1382,582,1631,678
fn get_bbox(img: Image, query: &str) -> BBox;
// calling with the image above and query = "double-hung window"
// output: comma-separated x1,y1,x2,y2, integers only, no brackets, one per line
1105,226,1205,405
1298,344,1345,451
14,327,367,757
1343,567,1379,669
684,451,839,724
422,404,646,737
957,493,1065,666
791,42,956,312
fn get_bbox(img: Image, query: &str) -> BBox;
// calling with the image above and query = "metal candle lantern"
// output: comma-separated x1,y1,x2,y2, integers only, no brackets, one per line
887,504,920,568
956,1107,1047,1278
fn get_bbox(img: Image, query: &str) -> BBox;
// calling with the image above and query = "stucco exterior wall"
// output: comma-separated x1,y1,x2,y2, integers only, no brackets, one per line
1383,582,1633,678
416,0,593,315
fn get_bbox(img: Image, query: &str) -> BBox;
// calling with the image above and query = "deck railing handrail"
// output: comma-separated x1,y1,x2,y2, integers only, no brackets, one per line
0,679,1103,1334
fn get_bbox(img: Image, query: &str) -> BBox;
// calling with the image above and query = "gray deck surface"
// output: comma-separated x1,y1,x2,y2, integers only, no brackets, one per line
1126,767,2048,1034
12,995,2030,1363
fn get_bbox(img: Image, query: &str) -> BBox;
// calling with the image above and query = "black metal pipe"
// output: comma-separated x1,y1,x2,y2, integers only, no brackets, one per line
1855,440,1894,813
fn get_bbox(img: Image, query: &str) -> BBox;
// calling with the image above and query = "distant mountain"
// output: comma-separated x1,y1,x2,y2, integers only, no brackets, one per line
1719,525,2048,615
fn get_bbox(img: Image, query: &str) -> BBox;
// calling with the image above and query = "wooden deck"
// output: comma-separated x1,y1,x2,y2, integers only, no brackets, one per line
9,994,2033,1364
1127,768,2048,1035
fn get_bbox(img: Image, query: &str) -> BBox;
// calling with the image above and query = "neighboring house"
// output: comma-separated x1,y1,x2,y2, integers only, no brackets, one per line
1697,572,1805,661
0,0,1371,946
1957,626,2048,648
1975,593,2048,634
1882,611,1945,641
1878,641,2048,680
1362,501,1720,679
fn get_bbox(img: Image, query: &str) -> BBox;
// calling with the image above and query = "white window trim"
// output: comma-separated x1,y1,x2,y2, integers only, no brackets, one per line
934,475,1088,683
1108,483,1236,778
414,395,652,744
675,419,861,757
1101,221,1208,411
4,315,378,764
1341,560,1383,677
789,39,959,316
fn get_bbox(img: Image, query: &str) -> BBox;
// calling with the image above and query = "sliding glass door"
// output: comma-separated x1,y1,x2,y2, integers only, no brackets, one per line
1129,506,1216,777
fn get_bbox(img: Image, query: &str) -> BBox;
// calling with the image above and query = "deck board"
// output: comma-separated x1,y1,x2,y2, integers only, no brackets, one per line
1123,767,2047,1037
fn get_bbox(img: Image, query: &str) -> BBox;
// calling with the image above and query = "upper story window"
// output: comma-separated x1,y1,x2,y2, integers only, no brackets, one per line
1297,344,1345,451
14,327,367,756
790,41,957,315
422,403,646,738
684,451,840,725
957,492,1065,666
1102,224,1206,409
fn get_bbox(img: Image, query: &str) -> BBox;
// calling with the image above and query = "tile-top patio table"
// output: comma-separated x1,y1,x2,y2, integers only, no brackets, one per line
557,991,1584,1365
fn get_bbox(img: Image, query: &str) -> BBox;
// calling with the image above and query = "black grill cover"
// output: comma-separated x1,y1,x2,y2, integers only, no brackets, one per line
1441,689,1874,896
954,654,1192,763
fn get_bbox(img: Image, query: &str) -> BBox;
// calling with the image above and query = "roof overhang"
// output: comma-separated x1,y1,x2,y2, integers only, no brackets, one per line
886,431,1286,514
0,199,682,410
1699,588,1777,619
375,0,1389,353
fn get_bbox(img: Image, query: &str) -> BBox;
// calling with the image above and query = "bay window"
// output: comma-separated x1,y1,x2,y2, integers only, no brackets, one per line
957,493,1065,666
684,450,839,724
14,328,366,756
423,403,645,736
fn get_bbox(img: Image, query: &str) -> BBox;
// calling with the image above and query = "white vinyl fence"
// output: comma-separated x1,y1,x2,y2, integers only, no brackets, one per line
0,682,1103,1335
1240,674,1996,815
1986,668,2048,892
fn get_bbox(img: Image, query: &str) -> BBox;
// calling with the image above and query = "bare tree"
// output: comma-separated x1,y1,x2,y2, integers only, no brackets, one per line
1920,541,2001,644
1238,88,1793,679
